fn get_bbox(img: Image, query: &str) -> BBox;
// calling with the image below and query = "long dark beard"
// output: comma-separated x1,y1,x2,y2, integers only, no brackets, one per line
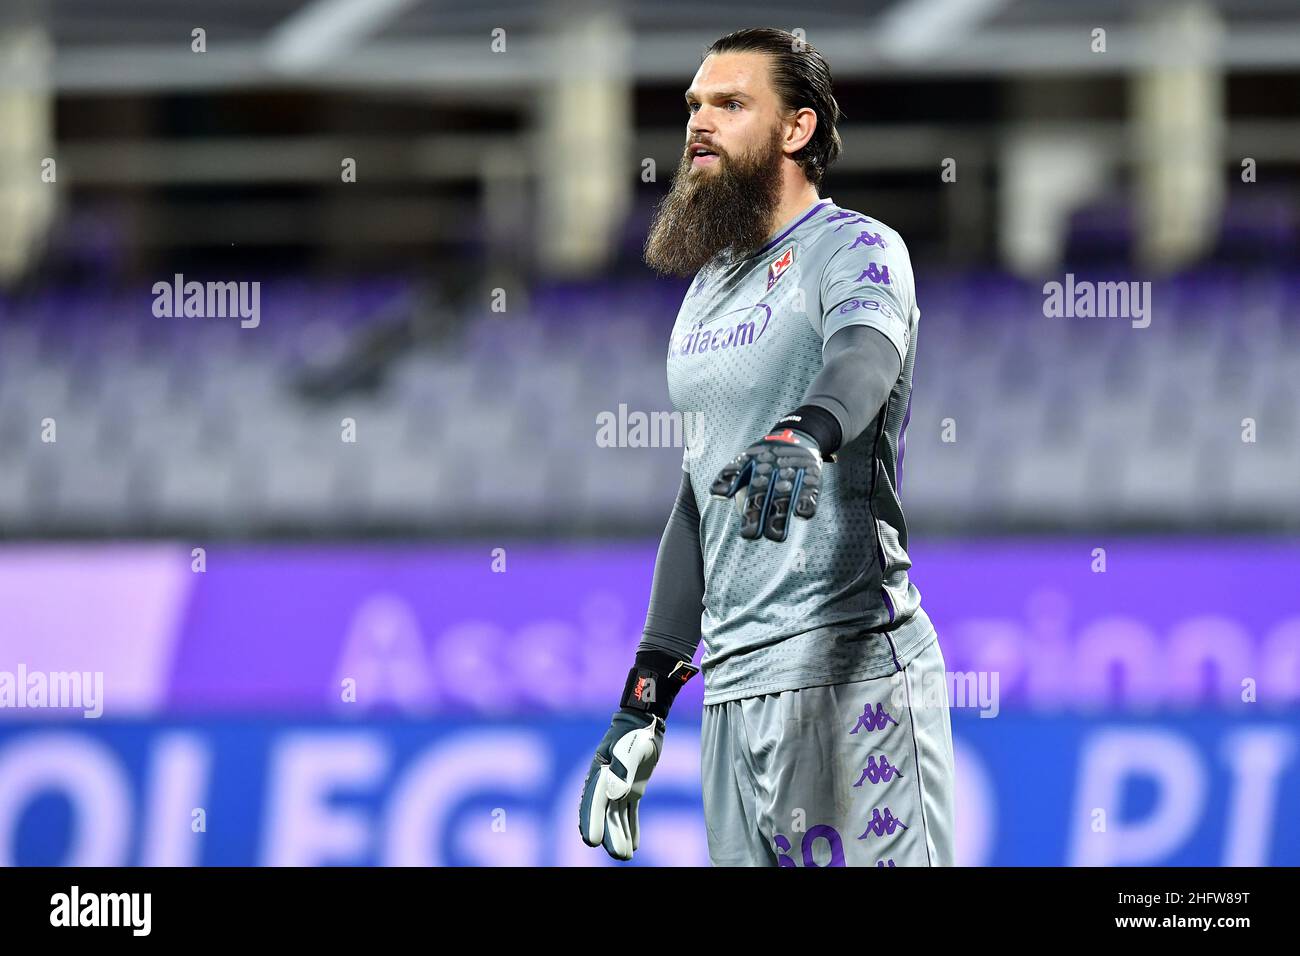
642,125,785,277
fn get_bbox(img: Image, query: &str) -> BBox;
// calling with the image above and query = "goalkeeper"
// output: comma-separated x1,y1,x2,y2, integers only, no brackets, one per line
580,28,954,867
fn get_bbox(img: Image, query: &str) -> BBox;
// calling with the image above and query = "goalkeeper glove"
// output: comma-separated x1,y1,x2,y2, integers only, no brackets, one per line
710,425,824,542
579,651,699,861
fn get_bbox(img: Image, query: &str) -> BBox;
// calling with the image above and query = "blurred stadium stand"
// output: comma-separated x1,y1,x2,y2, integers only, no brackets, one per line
0,1,1296,541
2,262,1299,538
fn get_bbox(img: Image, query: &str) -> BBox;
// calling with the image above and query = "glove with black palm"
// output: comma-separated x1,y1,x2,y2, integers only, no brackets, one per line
710,426,823,542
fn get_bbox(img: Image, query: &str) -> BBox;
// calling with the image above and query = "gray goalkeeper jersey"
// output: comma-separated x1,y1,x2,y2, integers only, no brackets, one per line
667,196,935,705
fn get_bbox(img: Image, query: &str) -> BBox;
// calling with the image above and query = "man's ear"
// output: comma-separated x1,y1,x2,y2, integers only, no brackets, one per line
784,106,818,158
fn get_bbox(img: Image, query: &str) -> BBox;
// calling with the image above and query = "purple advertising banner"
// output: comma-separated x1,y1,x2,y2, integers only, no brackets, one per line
1,538,1298,718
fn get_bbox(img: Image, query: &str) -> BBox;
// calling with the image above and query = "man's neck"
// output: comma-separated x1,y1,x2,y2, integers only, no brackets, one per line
769,186,822,241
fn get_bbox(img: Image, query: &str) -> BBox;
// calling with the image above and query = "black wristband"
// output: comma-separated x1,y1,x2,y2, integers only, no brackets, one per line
619,650,700,720
773,404,842,460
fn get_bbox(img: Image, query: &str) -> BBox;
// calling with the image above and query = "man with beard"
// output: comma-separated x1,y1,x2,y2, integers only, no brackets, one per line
579,27,954,867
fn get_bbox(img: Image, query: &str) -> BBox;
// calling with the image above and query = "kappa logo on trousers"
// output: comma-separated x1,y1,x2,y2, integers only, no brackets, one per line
850,702,899,734
853,755,903,787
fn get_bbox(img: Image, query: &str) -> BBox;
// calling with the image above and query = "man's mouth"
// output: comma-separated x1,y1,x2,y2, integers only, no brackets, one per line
689,144,719,166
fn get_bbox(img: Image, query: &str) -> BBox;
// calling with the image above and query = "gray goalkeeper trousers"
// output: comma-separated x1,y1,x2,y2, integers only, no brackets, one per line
700,634,955,867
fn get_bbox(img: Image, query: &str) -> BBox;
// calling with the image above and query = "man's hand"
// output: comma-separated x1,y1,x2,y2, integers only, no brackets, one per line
710,428,822,542
578,710,664,861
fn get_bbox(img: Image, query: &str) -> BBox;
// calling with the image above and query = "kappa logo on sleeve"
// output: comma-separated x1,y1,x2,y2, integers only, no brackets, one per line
856,262,891,285
766,245,795,291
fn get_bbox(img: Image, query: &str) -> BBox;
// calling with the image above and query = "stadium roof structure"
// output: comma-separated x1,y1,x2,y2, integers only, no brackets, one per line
6,0,1300,94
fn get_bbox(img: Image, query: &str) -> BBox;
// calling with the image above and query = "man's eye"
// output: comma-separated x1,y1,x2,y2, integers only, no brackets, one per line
727,101,741,111
687,102,699,112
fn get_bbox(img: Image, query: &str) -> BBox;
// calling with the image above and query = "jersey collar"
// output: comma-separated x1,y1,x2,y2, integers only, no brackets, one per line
711,197,835,270
748,196,834,261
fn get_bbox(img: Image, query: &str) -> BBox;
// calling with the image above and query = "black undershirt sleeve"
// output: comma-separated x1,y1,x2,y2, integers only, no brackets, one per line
800,324,902,453
635,469,705,663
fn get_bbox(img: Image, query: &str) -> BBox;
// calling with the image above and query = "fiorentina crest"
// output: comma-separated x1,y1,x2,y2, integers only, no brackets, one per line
766,244,795,291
